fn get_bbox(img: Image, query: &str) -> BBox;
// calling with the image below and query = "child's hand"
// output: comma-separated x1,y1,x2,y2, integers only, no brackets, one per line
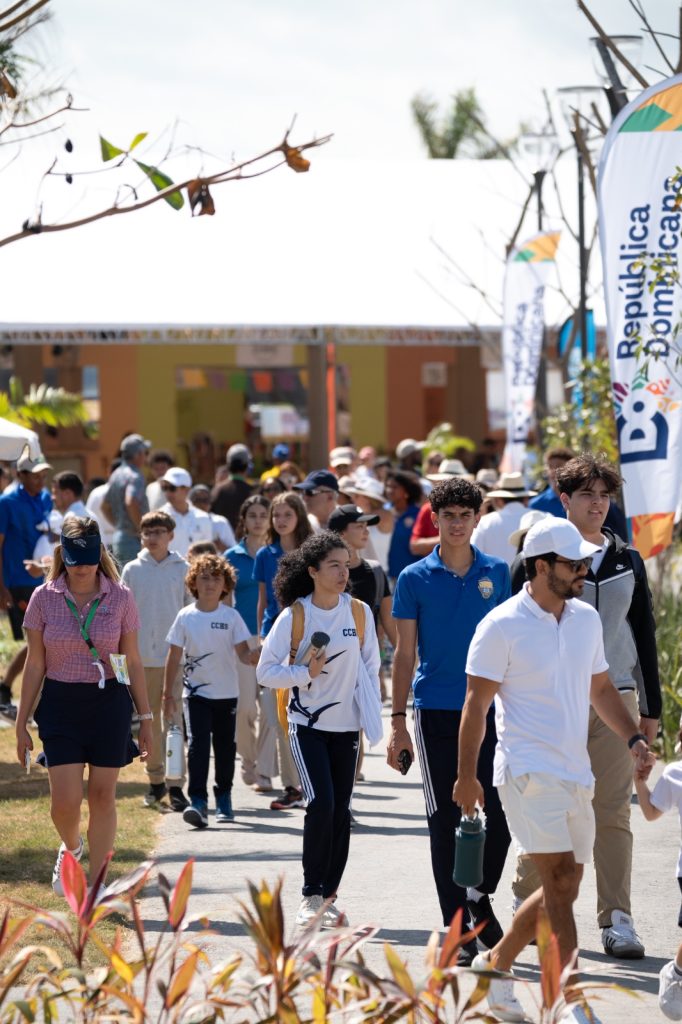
247,649,260,666
164,695,177,716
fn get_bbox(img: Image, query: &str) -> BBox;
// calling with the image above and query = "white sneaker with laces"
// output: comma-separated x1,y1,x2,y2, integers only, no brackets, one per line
321,901,348,928
52,836,84,896
659,960,682,1021
295,894,324,926
471,953,525,1022
601,909,644,959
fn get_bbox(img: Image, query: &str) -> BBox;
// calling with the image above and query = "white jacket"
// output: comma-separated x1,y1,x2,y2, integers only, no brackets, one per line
121,549,189,666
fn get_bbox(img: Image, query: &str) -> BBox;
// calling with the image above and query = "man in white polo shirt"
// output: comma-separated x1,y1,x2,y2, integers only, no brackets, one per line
159,467,213,557
454,517,653,1024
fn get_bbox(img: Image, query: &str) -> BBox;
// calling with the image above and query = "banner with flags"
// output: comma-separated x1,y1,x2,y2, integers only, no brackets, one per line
598,74,682,558
500,231,560,472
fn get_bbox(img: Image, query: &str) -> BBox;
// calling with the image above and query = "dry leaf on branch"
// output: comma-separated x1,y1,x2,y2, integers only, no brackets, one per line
284,147,310,173
187,179,216,216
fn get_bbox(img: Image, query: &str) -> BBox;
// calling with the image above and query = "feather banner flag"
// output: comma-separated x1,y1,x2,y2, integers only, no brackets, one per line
598,75,682,558
500,231,561,473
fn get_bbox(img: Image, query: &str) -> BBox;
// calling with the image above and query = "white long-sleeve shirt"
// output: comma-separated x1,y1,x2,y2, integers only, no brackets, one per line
257,592,381,733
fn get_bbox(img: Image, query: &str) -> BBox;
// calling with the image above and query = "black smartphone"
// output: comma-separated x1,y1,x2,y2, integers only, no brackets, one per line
398,749,412,775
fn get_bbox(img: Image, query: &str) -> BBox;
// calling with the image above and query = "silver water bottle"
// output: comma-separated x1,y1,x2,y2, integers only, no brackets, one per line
165,724,184,780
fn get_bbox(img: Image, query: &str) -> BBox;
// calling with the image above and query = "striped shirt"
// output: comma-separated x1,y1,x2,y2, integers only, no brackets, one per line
23,573,140,683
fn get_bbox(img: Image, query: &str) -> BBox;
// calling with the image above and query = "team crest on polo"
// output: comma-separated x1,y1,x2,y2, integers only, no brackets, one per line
478,578,494,600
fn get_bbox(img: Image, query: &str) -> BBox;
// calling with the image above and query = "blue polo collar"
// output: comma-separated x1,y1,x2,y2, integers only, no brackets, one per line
425,543,491,579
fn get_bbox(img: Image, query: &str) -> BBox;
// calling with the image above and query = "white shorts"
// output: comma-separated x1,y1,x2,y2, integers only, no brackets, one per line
498,770,595,864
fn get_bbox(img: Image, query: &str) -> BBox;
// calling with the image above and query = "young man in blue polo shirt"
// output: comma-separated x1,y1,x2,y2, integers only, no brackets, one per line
388,476,511,964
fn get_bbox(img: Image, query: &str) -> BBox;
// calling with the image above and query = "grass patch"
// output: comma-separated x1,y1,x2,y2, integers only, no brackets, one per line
0,722,161,971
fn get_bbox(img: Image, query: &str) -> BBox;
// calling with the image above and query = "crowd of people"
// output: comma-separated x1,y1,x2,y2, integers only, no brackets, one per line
2,431,680,1023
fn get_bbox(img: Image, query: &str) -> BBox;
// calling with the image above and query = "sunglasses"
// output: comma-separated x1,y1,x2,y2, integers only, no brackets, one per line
161,483,177,493
308,487,336,496
553,556,593,572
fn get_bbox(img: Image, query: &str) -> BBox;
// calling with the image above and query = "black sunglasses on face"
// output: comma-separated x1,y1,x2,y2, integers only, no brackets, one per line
161,483,177,493
553,555,593,572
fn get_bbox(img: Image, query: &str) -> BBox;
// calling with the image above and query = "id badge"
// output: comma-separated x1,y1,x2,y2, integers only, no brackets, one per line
109,653,131,685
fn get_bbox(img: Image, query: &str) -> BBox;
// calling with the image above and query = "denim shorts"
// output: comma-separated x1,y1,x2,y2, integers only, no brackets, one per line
34,677,137,768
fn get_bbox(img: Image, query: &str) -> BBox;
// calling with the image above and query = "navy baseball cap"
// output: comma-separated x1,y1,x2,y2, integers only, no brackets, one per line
61,529,102,566
328,504,380,533
293,470,339,493
273,443,290,459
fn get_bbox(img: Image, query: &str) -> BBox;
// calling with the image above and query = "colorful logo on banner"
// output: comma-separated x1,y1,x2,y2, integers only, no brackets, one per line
500,231,560,473
598,74,682,558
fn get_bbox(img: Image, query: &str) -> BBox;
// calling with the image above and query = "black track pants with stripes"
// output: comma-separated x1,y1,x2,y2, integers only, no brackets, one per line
413,706,511,927
290,722,360,898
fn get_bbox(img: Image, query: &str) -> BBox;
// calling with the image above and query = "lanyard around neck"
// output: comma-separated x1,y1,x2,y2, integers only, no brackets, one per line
64,595,101,662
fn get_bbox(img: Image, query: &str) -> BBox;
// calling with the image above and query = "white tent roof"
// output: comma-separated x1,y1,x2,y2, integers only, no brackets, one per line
0,158,602,332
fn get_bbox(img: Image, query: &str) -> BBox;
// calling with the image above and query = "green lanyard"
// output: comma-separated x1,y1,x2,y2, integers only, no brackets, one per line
65,596,102,665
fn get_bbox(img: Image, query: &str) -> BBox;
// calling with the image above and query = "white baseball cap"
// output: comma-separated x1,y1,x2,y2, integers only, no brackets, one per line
161,466,192,488
522,516,602,560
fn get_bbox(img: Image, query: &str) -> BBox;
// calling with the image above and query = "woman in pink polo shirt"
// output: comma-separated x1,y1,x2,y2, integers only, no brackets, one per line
15,516,152,898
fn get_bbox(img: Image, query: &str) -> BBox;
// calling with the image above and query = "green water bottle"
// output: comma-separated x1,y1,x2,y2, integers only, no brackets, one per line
453,812,485,888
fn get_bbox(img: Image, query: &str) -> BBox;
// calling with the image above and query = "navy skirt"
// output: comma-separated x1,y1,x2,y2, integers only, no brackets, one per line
34,677,137,768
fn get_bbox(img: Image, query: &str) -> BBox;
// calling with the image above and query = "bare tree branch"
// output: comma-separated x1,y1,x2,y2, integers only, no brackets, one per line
576,0,649,88
0,129,333,247
0,0,49,33
627,0,676,74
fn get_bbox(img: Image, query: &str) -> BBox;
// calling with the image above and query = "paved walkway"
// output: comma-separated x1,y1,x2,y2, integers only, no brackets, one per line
137,712,680,1022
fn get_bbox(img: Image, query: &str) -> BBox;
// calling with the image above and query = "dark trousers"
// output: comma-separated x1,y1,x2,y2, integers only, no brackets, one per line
413,706,511,927
184,695,237,802
289,722,359,898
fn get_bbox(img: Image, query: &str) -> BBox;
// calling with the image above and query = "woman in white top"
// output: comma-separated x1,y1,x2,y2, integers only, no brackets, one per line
257,531,380,929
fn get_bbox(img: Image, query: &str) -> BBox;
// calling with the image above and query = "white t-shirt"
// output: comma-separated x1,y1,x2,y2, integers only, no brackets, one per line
588,536,609,576
651,762,682,876
86,483,114,547
166,602,250,700
256,592,381,732
210,512,236,550
160,502,213,556
466,583,608,787
471,502,527,566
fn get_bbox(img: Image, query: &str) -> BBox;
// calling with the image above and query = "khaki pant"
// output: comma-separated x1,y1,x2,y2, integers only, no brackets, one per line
236,658,278,780
511,689,639,927
144,666,186,788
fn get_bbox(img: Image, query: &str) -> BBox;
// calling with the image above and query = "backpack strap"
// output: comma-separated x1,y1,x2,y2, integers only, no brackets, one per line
350,597,365,647
288,600,305,664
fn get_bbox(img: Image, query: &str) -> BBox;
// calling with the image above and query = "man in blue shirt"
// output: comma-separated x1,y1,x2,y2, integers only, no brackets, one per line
0,454,53,718
529,446,575,517
388,476,511,964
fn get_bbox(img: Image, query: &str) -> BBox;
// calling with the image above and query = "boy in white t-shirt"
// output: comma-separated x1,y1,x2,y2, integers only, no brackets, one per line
163,554,259,829
634,760,682,1020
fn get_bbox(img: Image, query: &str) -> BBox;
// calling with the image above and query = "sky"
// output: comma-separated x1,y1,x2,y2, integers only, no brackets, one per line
0,0,677,326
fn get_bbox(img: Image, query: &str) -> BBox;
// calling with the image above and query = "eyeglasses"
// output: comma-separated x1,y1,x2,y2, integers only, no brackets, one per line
308,488,335,496
141,528,169,538
161,484,177,493
553,556,593,572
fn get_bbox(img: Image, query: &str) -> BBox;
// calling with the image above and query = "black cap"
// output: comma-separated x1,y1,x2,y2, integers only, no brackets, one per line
328,504,380,532
293,469,339,493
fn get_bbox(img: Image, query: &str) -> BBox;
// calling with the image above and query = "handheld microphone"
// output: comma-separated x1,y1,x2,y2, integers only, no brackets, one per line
300,631,330,665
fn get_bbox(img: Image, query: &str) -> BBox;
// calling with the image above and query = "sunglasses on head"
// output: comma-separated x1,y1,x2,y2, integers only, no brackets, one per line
552,555,593,572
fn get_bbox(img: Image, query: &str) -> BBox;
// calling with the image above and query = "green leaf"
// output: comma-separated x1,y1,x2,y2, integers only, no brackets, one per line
134,160,184,209
99,135,124,162
129,132,148,151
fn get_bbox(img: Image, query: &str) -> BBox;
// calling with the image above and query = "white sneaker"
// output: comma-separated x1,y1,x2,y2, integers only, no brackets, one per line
471,953,525,1022
601,910,645,959
52,836,84,896
295,894,324,926
321,901,348,928
659,960,682,1021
